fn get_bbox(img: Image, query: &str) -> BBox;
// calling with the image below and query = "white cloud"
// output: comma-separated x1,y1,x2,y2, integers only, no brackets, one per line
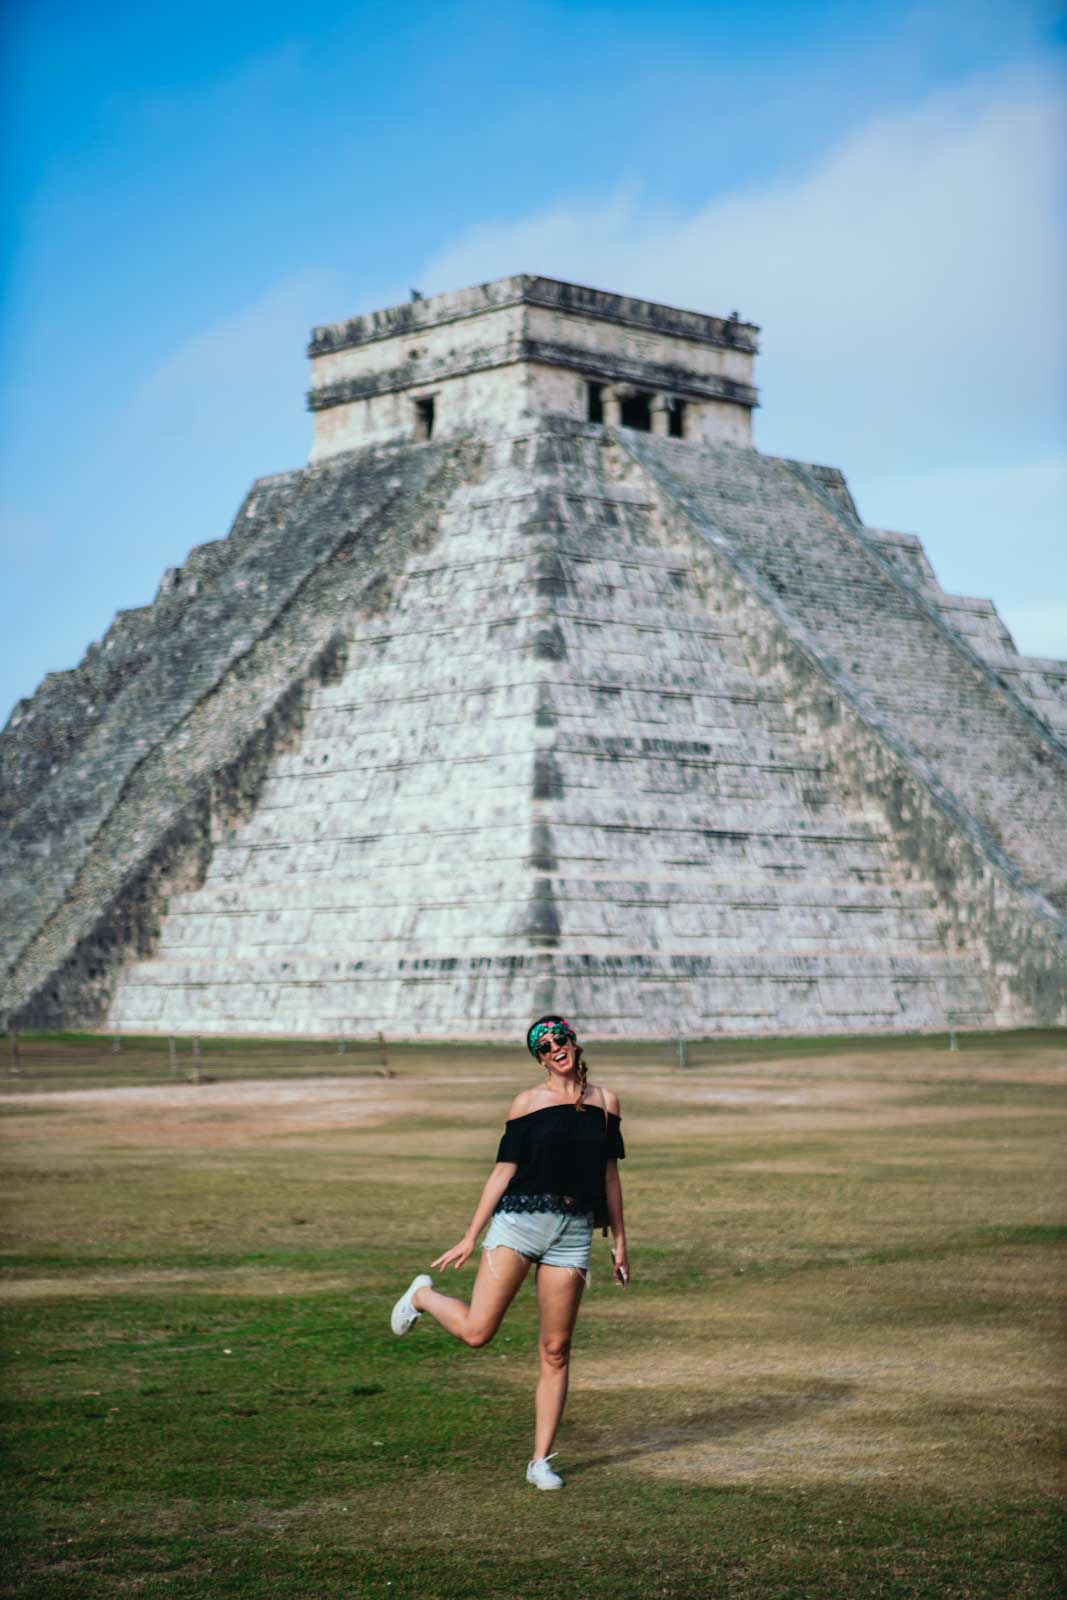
134,269,343,463
119,67,1064,662
415,62,1065,475
860,450,1067,660
860,449,1066,563
413,61,1066,662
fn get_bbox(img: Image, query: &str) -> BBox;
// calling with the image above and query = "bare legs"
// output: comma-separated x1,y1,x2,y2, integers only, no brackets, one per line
412,1248,587,1462
412,1246,529,1345
533,1263,586,1460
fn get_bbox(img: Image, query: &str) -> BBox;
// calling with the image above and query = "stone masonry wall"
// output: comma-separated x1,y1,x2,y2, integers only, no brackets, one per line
620,430,1067,1023
6,416,1064,1038
1,436,482,1028
622,433,1067,911
2,524,251,828
868,527,1067,743
307,276,758,460
104,421,1057,1037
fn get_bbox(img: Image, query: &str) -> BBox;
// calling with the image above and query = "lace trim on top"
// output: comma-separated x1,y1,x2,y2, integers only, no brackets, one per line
494,1192,593,1218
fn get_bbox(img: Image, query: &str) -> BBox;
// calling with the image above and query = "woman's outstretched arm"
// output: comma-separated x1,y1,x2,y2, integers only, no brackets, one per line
601,1087,628,1284
431,1161,517,1271
604,1159,628,1283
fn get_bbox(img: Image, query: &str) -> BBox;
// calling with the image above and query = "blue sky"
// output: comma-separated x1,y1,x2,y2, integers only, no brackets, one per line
2,0,1065,722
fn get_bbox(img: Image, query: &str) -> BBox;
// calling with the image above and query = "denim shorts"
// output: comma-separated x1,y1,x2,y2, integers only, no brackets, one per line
482,1207,594,1276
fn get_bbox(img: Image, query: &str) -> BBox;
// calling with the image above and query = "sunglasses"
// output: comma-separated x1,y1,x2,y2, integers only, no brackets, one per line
536,1029,575,1056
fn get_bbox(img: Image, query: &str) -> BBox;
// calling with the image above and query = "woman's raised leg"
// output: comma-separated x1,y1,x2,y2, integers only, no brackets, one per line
414,1246,530,1346
532,1263,586,1460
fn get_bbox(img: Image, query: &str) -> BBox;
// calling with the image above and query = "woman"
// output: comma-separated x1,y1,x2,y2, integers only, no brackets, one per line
389,1014,629,1489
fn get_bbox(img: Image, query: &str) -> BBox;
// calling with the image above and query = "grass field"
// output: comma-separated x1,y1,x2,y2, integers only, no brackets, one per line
2,1031,1065,1598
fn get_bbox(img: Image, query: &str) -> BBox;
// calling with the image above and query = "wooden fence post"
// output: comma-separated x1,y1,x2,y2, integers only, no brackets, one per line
378,1031,391,1077
676,1037,688,1071
9,1033,20,1076
168,1037,177,1077
191,1037,201,1084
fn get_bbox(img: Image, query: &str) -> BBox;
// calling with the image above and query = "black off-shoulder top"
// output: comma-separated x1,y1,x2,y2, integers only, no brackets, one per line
494,1101,625,1230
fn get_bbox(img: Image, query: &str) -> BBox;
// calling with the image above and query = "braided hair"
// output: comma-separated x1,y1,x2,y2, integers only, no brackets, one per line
526,1014,588,1113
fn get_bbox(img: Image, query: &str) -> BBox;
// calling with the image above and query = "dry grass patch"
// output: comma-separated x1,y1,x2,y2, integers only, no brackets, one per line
2,1031,1065,1599
562,1240,1064,1497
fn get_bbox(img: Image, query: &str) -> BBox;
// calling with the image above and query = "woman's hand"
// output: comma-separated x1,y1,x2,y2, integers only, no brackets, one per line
431,1235,476,1271
611,1244,630,1287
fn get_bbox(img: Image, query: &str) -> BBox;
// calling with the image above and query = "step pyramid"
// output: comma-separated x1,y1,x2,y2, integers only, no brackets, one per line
2,276,1064,1036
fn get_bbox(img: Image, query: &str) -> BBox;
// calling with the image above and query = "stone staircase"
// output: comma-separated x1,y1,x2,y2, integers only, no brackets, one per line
622,432,1067,914
869,527,1067,742
0,436,473,1028
106,424,1006,1036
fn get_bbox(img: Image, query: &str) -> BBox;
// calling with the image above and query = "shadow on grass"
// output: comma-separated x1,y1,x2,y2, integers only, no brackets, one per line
569,1382,855,1475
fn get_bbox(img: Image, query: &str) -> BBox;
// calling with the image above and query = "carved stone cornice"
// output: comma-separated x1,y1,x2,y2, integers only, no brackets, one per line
307,336,759,413
308,274,759,358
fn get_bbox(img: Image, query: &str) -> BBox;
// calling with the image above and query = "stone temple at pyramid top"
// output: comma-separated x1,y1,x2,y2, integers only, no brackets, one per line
306,274,760,460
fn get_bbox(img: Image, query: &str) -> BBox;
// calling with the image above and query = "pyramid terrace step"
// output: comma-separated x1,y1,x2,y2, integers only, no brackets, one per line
629,434,1067,914
236,786,862,846
347,588,730,636
455,479,658,512
112,1009,996,1038
198,843,894,891
200,838,899,887
200,846,894,890
337,614,741,671
274,681,798,727
304,667,783,715
405,540,704,580
113,983,995,1034
285,701,778,746
165,874,937,919
391,537,716,582
251,754,831,810
203,796,890,851
158,884,942,930
119,946,986,986
154,903,947,954
259,735,827,794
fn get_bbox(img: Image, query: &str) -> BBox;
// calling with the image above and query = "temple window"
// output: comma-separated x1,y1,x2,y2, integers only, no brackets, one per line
620,392,652,431
414,396,435,441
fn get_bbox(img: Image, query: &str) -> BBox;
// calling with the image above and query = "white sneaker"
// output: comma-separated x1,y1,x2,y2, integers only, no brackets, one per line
390,1273,432,1335
526,1453,564,1490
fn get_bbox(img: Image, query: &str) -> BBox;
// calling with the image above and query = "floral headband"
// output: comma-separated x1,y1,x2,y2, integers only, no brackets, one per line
527,1017,577,1059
